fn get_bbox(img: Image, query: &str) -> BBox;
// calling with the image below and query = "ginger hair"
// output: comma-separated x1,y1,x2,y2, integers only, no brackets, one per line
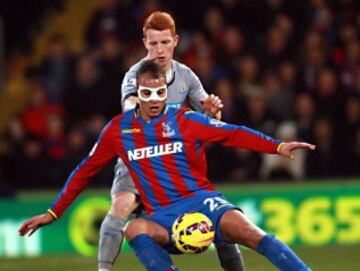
143,11,176,37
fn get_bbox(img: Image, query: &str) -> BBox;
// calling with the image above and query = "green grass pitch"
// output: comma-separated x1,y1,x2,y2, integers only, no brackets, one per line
1,245,359,271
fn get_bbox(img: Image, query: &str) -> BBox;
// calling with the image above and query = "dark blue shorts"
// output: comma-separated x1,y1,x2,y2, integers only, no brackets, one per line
146,191,239,254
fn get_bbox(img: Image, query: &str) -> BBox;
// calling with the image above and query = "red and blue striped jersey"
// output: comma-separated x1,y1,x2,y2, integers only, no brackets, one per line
50,107,281,216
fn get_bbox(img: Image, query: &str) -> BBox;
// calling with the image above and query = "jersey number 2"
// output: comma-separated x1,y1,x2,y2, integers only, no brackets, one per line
203,197,228,212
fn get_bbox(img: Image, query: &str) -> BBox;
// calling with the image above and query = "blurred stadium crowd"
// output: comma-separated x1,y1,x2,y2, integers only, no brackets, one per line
0,0,359,195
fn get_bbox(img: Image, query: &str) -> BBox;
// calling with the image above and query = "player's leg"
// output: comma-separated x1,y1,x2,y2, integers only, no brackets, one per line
215,243,245,271
98,191,139,271
220,210,312,271
98,160,140,271
125,218,179,271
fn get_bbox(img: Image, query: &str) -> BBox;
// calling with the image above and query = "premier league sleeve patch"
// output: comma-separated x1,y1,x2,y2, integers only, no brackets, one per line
123,78,137,94
209,118,226,128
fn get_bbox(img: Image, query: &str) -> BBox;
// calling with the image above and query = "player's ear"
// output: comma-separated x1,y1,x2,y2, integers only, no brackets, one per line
173,34,179,47
143,37,148,49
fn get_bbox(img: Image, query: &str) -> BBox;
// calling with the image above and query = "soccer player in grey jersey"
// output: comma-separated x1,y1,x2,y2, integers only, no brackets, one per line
98,11,245,271
122,58,208,112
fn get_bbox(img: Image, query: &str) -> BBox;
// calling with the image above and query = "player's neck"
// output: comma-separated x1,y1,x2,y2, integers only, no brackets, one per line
136,106,157,122
138,111,152,122
165,65,173,82
137,104,167,122
145,55,172,73
165,62,172,73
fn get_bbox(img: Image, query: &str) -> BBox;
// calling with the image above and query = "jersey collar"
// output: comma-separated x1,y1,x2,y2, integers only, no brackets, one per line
134,104,169,125
166,61,176,87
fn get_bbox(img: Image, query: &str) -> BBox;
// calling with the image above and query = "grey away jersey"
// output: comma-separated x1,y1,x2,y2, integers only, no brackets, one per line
121,59,208,112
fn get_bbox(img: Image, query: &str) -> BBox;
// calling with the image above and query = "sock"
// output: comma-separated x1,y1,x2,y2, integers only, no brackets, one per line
256,234,312,271
129,234,179,271
216,243,245,271
98,214,127,270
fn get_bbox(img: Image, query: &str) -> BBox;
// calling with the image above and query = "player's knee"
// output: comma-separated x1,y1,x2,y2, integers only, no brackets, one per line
109,191,138,218
221,210,264,249
228,223,263,249
124,218,150,241
240,224,264,249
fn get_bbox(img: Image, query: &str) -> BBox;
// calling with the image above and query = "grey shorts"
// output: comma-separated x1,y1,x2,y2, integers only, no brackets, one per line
110,158,139,195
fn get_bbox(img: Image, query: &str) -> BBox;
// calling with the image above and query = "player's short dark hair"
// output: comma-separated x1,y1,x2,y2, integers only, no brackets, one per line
136,60,166,83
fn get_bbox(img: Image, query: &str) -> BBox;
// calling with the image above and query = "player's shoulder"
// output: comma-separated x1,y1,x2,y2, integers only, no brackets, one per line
126,58,146,74
122,59,145,94
164,106,188,118
174,107,199,118
107,114,122,128
110,109,135,124
121,108,136,121
112,112,124,121
172,60,195,75
172,61,201,87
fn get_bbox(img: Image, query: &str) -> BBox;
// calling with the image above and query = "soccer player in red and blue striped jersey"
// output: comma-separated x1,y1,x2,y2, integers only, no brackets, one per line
19,61,315,271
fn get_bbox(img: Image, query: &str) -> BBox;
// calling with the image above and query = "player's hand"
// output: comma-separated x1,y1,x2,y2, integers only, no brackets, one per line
200,94,224,119
19,213,54,237
124,96,139,112
278,142,316,159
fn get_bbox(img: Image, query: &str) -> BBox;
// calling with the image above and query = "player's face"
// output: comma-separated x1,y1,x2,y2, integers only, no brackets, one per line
143,29,178,71
137,73,167,121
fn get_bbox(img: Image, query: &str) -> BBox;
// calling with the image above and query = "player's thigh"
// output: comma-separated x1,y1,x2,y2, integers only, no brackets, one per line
220,209,266,249
110,191,140,219
125,218,169,245
111,158,139,197
109,160,140,218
